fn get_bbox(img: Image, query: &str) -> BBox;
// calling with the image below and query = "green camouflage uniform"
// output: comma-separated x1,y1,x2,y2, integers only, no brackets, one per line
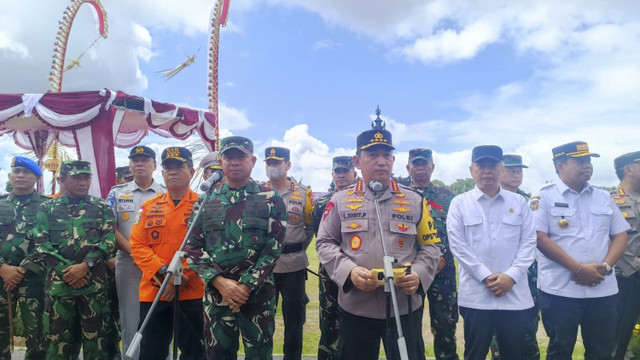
24,193,116,360
490,188,540,360
0,191,48,360
411,183,459,360
186,180,286,360
311,191,339,360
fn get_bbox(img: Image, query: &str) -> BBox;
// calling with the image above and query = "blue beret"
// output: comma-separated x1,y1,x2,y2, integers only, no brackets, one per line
11,156,42,176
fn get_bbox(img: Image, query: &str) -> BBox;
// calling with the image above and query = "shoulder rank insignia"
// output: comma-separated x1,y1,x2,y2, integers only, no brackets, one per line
397,223,409,232
355,179,364,193
346,222,362,230
390,179,400,193
393,207,412,213
619,188,627,196
393,199,411,205
346,190,355,196
346,197,364,203
346,204,363,211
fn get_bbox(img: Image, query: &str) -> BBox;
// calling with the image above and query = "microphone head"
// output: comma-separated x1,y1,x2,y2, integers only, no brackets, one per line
200,170,224,191
368,180,384,193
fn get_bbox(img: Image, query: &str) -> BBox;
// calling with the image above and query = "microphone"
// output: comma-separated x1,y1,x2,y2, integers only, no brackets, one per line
368,180,384,194
200,170,224,192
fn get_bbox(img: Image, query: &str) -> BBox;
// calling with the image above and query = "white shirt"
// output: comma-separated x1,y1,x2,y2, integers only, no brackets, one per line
447,186,536,310
533,177,630,298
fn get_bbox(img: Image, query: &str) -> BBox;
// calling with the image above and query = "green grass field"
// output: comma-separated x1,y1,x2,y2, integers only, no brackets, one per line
269,238,587,359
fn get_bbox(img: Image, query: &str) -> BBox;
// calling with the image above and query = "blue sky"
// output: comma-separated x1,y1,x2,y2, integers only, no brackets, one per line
1,0,639,193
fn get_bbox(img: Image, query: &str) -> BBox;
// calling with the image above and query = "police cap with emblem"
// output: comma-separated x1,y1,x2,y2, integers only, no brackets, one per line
199,151,222,170
60,160,92,176
552,141,599,160
129,145,156,159
503,154,528,168
356,130,394,151
614,151,640,170
11,156,42,177
408,148,432,163
161,147,192,165
219,136,254,155
472,145,503,163
264,147,290,162
115,166,132,178
332,156,355,170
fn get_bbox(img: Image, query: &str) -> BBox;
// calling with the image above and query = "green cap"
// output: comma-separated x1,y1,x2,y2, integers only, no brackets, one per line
408,148,432,163
220,136,254,155
332,156,354,170
503,154,528,168
60,160,92,176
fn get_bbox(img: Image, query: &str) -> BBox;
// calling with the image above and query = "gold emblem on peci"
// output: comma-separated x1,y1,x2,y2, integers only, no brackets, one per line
136,147,144,154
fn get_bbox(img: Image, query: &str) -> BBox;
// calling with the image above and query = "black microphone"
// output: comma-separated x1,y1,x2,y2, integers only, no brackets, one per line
368,180,384,194
199,170,224,192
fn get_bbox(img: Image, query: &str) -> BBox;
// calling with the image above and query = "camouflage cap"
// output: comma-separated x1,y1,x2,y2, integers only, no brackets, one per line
129,145,156,159
220,136,254,155
503,154,528,168
614,151,640,170
60,160,92,176
552,141,599,160
408,148,432,163
264,147,290,162
161,147,193,165
11,156,42,176
115,166,132,178
332,156,354,170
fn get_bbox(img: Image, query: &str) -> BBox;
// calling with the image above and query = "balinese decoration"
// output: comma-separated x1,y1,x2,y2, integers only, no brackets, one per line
159,49,200,80
208,0,231,150
0,90,217,198
49,0,108,92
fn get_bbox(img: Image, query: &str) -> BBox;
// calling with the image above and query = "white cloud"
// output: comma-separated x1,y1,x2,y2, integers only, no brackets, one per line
314,39,341,51
219,103,252,130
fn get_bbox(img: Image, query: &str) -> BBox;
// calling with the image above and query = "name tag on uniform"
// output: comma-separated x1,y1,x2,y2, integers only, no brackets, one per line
117,203,135,212
554,202,569,208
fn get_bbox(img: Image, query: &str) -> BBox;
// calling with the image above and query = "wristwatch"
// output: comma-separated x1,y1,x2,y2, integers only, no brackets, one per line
84,259,95,269
602,262,613,276
157,264,168,276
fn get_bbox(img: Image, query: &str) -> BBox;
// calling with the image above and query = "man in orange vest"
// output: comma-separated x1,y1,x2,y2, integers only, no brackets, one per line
130,146,205,360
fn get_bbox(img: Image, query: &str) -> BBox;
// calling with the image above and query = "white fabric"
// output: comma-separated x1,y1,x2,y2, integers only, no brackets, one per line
21,94,44,117
0,103,24,122
447,186,536,310
74,126,101,197
533,177,630,299
111,109,125,142
13,131,32,150
35,102,101,128
58,131,76,147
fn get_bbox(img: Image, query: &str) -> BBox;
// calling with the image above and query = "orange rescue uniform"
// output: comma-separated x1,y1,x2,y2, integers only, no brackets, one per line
129,189,205,302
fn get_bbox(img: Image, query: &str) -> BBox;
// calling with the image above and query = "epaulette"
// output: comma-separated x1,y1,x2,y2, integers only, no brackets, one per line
540,182,554,190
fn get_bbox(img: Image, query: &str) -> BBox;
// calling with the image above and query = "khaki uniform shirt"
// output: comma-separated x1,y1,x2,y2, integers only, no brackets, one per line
611,187,640,277
267,179,314,273
316,179,441,319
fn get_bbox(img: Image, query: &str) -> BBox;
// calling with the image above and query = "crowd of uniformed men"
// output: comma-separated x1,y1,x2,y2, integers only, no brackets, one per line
0,120,638,360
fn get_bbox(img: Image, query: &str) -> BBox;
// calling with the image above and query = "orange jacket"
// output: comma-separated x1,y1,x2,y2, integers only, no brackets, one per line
129,189,204,302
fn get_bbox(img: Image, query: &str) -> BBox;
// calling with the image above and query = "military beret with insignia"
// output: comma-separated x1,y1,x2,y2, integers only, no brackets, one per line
357,129,394,151
552,141,599,160
129,145,156,159
614,151,640,169
161,147,193,165
503,154,528,168
219,136,254,155
60,160,92,176
11,156,42,176
333,156,354,170
264,147,290,162
408,148,432,163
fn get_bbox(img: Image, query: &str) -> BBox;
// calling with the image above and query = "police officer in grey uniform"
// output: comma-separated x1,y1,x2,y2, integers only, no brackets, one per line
264,146,315,360
106,145,165,358
316,128,441,360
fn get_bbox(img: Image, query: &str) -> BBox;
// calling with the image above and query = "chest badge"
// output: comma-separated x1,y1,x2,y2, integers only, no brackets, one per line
622,211,629,218
558,218,569,228
346,197,364,203
290,195,302,201
393,207,412,213
509,208,514,213
346,222,362,230
392,200,410,205
615,198,626,205
346,204,363,211
350,235,362,250
346,190,355,196
397,224,409,232
121,213,130,221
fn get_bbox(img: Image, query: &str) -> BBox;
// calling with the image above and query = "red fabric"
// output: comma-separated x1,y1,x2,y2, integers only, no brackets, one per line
0,94,22,110
90,106,117,198
38,91,107,115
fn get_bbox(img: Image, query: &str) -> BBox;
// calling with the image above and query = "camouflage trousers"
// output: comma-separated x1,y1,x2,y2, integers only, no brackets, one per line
45,290,112,360
203,291,276,360
425,262,459,360
105,271,121,360
490,260,540,360
0,284,46,360
317,265,339,360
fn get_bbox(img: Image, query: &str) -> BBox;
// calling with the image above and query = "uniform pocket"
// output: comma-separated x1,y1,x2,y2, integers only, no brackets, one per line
389,220,417,254
341,220,368,253
502,215,522,240
242,216,269,247
590,207,613,233
463,216,483,242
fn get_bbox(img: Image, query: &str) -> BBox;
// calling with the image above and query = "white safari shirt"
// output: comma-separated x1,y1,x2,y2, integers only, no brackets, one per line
447,186,536,310
532,178,630,298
